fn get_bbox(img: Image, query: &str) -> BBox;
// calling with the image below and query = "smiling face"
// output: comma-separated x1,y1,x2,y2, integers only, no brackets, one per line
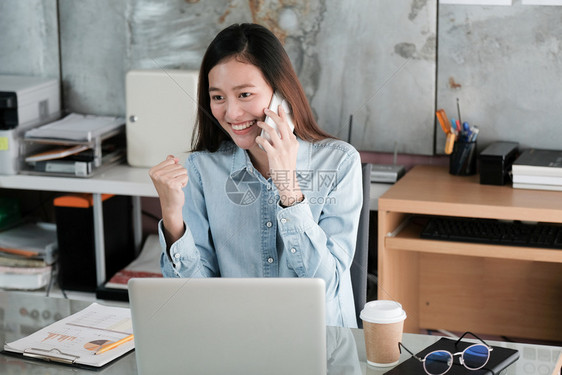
208,57,274,152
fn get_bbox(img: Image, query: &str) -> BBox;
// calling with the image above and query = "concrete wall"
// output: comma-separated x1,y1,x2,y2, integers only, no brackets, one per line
2,0,560,155
0,0,435,154
437,2,562,152
0,1,59,78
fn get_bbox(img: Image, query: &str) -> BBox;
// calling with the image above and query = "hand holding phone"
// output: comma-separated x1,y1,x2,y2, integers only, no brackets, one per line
260,91,295,144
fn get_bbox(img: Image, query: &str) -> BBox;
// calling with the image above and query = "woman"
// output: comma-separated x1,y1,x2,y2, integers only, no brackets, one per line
149,23,362,327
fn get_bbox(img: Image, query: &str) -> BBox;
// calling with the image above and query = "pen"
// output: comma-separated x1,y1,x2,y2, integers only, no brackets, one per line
463,122,471,141
95,334,134,355
450,118,459,138
456,97,462,124
470,126,479,142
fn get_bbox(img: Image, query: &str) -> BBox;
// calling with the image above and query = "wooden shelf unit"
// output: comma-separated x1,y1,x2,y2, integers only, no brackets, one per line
377,165,562,342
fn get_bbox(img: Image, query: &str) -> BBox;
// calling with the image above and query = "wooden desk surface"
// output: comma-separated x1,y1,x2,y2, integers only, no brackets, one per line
379,165,562,223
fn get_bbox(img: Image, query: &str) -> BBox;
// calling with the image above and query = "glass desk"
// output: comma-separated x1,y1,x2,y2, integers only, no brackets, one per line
1,291,560,374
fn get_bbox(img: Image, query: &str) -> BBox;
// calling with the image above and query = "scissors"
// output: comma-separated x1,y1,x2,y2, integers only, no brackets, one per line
436,109,455,155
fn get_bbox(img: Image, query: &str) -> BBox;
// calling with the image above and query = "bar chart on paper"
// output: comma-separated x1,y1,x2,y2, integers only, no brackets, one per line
4,303,134,367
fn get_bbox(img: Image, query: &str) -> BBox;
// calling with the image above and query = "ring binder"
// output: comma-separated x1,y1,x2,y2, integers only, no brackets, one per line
24,347,79,364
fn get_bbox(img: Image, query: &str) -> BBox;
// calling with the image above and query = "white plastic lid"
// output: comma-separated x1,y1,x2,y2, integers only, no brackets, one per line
360,300,407,324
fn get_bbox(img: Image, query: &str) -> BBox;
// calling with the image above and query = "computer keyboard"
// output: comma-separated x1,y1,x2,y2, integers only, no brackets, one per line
420,216,562,249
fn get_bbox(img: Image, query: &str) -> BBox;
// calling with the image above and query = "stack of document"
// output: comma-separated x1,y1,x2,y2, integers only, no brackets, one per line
104,234,162,290
25,113,125,142
23,113,126,177
0,222,58,290
4,303,134,367
512,149,562,191
97,234,162,301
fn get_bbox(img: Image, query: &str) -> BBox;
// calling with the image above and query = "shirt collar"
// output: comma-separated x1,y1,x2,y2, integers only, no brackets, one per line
231,144,252,176
229,137,312,177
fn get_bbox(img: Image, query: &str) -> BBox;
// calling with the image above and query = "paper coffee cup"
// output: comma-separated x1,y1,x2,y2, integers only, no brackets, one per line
360,300,407,367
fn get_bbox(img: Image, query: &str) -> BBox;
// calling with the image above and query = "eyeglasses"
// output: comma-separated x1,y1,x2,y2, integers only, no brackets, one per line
398,332,494,375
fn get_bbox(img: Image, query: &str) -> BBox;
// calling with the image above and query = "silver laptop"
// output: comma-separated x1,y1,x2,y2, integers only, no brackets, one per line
128,278,327,375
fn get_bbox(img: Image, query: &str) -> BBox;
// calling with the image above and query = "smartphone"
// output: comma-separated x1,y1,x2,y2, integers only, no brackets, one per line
260,91,295,144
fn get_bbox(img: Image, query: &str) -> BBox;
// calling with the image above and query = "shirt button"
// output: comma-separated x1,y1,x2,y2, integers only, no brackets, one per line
266,221,273,228
280,218,287,224
290,248,296,254
267,257,274,264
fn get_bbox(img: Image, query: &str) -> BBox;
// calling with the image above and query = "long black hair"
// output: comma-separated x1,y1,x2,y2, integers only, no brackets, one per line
191,23,331,152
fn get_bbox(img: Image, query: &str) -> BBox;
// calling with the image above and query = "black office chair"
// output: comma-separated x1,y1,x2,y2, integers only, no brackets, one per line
350,163,371,328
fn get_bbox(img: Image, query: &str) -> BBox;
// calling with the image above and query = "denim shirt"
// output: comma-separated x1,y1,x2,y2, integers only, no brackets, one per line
159,137,363,328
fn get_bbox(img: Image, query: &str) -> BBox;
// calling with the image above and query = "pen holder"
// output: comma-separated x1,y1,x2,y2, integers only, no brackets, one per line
449,141,477,176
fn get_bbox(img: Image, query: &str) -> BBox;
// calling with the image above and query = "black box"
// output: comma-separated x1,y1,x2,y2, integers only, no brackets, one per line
54,194,135,292
479,142,519,185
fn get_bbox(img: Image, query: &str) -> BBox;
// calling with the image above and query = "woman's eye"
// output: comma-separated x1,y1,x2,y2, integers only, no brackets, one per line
211,95,224,101
240,92,251,98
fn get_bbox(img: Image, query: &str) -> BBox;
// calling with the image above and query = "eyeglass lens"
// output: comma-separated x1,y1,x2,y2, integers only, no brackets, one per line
425,351,453,375
462,344,489,369
424,344,490,375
